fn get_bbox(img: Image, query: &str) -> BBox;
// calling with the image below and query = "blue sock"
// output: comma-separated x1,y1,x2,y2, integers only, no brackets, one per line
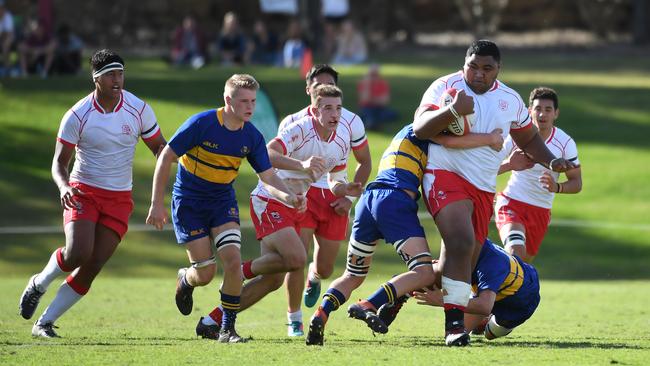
320,288,346,317
367,282,397,310
220,293,240,329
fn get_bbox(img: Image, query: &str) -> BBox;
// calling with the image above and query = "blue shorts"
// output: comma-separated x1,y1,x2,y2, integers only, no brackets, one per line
492,261,541,328
351,187,425,245
171,195,239,244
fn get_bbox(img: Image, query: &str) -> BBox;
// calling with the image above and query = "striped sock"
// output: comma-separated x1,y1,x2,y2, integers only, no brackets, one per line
220,293,240,329
367,282,397,310
320,288,346,317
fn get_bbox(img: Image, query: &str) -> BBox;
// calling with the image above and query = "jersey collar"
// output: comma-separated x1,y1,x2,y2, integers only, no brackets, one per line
92,91,123,114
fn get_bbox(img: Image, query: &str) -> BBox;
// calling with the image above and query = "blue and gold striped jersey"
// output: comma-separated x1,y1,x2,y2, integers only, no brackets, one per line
473,239,539,303
370,124,429,199
169,108,271,200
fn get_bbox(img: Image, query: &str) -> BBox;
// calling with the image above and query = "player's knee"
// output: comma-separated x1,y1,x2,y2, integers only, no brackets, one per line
484,315,513,340
444,233,475,256
412,264,436,288
283,251,306,272
221,259,241,277
193,264,216,286
62,248,91,269
315,264,334,279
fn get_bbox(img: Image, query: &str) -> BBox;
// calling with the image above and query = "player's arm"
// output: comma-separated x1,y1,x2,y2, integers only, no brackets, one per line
498,149,535,175
540,167,582,194
327,167,363,198
413,286,495,316
146,145,178,230
267,139,325,180
52,140,84,210
143,133,168,159
413,89,474,140
351,143,372,186
510,126,575,172
432,128,503,151
258,168,306,211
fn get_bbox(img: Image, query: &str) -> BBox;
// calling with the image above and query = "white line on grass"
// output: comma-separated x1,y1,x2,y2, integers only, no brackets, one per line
1,213,649,235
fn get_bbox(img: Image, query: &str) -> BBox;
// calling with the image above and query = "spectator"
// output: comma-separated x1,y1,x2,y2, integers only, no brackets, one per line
170,15,206,69
0,0,14,76
320,0,349,61
357,64,397,129
332,20,366,65
216,12,247,66
282,19,306,68
250,19,280,66
18,19,55,77
51,24,83,75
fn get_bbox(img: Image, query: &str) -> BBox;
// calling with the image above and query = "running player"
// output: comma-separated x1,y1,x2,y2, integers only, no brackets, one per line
146,74,302,343
496,87,582,263
19,49,167,338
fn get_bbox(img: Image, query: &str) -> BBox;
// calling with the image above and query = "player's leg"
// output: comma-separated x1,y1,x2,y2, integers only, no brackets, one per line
498,222,529,261
284,227,313,336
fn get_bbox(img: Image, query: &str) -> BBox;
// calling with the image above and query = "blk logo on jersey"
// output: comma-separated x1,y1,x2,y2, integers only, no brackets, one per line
203,141,219,149
499,99,509,111
122,124,132,135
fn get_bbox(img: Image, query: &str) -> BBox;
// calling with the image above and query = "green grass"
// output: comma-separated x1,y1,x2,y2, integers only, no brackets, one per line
1,52,650,364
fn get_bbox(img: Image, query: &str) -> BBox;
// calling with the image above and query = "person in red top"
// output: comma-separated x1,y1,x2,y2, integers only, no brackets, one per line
357,64,397,130
18,19,55,77
171,15,207,69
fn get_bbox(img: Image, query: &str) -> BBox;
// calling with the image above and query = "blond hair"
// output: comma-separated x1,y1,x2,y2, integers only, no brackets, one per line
225,74,260,97
313,84,342,107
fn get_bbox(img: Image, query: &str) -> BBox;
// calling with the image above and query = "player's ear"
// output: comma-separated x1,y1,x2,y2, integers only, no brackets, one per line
554,107,560,120
224,95,231,106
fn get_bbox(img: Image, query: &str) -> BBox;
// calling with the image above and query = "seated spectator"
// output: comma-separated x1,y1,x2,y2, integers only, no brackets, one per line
282,19,306,68
216,12,247,66
332,20,366,65
0,0,14,76
170,15,206,69
18,19,55,77
51,24,83,75
357,64,398,130
250,20,280,66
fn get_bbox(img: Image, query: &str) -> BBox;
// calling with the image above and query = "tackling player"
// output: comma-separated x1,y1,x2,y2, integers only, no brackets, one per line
146,74,301,343
19,49,167,338
496,87,582,263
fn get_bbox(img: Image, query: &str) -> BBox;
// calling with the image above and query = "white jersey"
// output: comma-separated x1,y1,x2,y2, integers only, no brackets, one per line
279,106,367,189
253,115,351,202
501,126,579,209
57,90,160,191
420,71,531,192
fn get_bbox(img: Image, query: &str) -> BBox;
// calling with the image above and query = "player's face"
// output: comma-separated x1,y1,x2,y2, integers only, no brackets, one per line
314,96,342,133
94,70,124,99
307,73,336,102
530,98,559,131
228,88,257,121
463,54,500,94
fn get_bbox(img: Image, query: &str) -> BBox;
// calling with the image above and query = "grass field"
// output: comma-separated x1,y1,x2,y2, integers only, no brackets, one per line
1,49,649,365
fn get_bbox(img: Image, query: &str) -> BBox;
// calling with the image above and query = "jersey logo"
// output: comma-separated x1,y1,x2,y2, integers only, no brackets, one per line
203,141,219,149
437,190,447,200
241,146,250,155
499,99,509,111
270,211,282,222
122,124,132,135
190,228,205,236
227,207,239,218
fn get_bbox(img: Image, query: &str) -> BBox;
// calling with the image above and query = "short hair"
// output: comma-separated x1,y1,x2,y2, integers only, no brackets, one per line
305,64,339,86
225,74,260,97
90,49,125,72
466,40,501,63
313,84,342,106
529,87,559,109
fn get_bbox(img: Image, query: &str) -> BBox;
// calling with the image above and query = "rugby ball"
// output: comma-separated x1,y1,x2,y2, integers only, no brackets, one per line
440,88,475,136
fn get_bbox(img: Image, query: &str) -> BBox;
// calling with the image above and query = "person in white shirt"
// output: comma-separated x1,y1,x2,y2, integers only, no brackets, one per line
414,40,576,346
19,50,167,338
496,87,582,263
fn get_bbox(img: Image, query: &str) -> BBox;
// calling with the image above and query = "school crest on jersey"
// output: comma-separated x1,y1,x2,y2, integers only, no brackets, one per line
241,146,250,155
122,124,132,135
227,206,239,218
499,99,509,111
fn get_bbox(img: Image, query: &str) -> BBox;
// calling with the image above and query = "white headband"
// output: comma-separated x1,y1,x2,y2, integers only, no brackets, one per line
92,62,124,79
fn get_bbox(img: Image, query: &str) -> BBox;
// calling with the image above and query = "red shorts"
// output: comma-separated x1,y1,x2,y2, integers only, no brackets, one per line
301,187,349,241
495,193,551,256
249,195,305,240
423,169,494,243
63,182,134,238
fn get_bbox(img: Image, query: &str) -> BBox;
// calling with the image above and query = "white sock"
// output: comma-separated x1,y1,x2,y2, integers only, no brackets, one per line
202,315,217,326
287,310,302,323
308,263,321,283
37,281,83,325
441,276,471,308
34,248,68,292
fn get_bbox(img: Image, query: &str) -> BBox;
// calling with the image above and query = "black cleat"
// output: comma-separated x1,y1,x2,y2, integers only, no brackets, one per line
32,322,60,338
196,317,221,339
347,303,388,334
175,268,194,316
218,326,247,343
305,315,325,346
377,294,408,327
20,274,45,320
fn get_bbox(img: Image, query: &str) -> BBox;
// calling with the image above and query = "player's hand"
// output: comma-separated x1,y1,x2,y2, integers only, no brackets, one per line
146,203,168,230
343,182,363,197
549,157,576,172
289,193,307,213
508,149,535,171
330,196,353,216
488,128,504,151
452,89,474,116
539,172,558,193
59,185,85,210
413,285,444,307
302,156,326,181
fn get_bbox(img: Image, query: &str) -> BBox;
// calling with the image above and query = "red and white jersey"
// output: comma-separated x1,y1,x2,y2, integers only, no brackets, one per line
57,90,161,191
253,115,350,202
279,106,367,189
501,126,579,209
420,71,531,192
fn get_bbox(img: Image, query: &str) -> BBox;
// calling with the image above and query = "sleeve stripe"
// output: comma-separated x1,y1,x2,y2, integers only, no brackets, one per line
352,139,368,151
57,137,76,148
511,121,533,131
142,122,159,136
272,137,287,155
142,129,161,142
352,134,366,143
331,164,347,172
568,157,578,162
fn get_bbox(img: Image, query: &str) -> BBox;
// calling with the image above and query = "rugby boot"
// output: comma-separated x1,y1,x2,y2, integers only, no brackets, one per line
175,268,194,315
347,302,388,334
196,317,220,339
377,294,409,327
20,274,45,320
287,321,304,337
218,326,247,343
305,314,325,346
303,279,321,308
32,322,60,338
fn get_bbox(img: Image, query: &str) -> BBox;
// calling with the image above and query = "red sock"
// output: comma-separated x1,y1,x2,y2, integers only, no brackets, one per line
242,260,255,280
209,307,223,324
443,303,467,312
359,299,377,312
315,306,329,324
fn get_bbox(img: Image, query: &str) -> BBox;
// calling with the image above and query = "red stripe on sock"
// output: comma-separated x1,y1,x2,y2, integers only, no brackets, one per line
315,307,329,324
209,307,223,324
242,260,255,280
443,303,466,312
66,275,89,295
359,299,377,312
56,247,73,272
